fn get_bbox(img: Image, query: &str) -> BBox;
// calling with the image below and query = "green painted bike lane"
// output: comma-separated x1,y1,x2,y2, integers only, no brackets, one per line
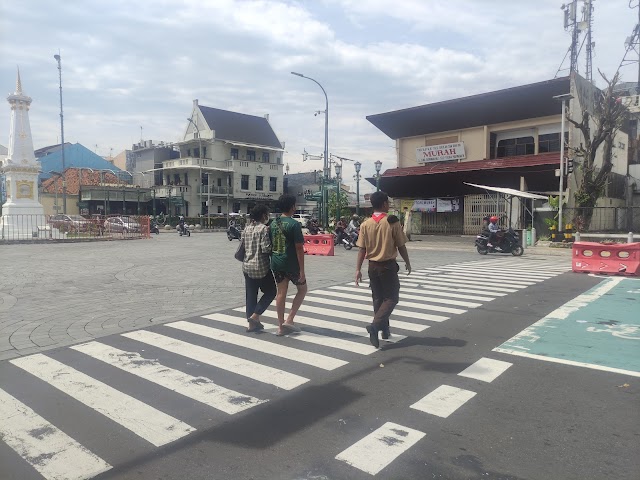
494,276,640,377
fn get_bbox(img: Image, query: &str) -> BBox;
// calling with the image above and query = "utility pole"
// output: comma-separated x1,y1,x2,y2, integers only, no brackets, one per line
54,52,67,214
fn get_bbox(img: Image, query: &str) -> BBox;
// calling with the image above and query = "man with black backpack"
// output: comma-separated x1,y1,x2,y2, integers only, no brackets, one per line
271,194,307,336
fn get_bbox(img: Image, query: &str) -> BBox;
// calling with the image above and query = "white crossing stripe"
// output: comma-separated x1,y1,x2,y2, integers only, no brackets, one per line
335,421,426,475
351,282,501,300
310,289,467,315
400,282,509,297
202,313,376,355
304,295,450,323
413,278,518,293
458,357,513,383
167,320,347,370
438,266,555,279
330,286,482,308
412,270,540,285
413,273,532,288
289,303,430,331
0,387,112,480
123,330,308,390
410,385,477,418
10,354,195,447
72,342,266,414
233,308,410,343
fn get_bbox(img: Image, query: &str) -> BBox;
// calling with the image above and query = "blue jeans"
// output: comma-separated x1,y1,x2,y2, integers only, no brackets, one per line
244,272,277,320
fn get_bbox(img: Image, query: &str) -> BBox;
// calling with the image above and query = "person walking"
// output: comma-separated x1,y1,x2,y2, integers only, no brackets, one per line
241,205,276,333
355,191,411,348
271,194,307,336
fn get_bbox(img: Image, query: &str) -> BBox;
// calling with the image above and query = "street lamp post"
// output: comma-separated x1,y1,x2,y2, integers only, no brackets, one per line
374,160,382,192
354,161,362,216
136,186,141,215
152,186,156,217
553,93,573,237
47,171,63,214
291,71,329,227
334,163,342,223
54,53,67,214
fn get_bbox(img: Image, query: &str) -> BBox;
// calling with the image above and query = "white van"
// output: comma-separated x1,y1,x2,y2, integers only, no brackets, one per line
292,213,311,227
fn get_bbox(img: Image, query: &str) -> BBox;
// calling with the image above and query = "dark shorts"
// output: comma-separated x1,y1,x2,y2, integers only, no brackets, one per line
273,271,306,285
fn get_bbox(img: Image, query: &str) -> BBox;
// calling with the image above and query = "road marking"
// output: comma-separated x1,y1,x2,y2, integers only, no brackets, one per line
412,278,518,293
233,309,410,343
72,341,266,414
410,385,477,418
438,266,556,280
310,289,467,315
10,354,195,447
419,265,558,277
328,286,481,308
335,421,425,475
287,303,428,332
416,273,532,288
167,320,347,371
0,387,112,480
351,282,502,300
458,357,513,383
123,330,308,390
202,313,376,355
304,295,450,322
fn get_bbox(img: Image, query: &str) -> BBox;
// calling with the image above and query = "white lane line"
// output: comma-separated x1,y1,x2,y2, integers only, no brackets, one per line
202,313,376,355
123,330,308,390
0,387,112,480
416,273,533,288
438,267,556,280
72,342,265,414
10,354,195,447
304,295,450,323
414,278,518,293
232,309,410,344
335,421,426,475
330,286,482,308
410,385,477,418
404,282,509,297
458,357,513,383
287,303,428,332
310,289,467,315
167,320,347,371
349,282,500,300
412,270,540,285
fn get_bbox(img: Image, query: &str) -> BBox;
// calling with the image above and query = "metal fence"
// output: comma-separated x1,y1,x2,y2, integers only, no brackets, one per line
562,207,640,233
0,214,151,242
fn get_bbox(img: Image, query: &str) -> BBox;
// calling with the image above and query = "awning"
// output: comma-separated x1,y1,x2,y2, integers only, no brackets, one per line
223,141,285,152
463,182,548,200
143,166,232,173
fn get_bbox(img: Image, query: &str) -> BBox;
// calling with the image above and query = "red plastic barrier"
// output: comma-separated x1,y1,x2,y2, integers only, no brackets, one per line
572,242,640,276
303,234,335,256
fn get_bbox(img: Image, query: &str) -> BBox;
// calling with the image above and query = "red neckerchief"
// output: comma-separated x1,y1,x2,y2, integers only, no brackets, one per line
371,212,387,224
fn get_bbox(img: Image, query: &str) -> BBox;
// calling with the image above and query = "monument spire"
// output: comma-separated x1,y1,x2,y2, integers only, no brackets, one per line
16,67,22,94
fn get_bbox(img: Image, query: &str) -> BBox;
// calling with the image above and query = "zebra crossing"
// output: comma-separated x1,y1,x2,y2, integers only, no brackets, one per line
0,258,570,479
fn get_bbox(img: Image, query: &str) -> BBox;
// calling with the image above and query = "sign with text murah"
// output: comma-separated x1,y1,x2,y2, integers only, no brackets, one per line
416,142,466,164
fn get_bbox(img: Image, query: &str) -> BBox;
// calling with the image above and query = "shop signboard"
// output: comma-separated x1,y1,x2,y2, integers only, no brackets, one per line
400,199,436,212
416,142,466,164
436,198,461,212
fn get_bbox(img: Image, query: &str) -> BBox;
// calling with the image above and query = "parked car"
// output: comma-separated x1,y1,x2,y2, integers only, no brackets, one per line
292,213,311,227
47,214,91,232
104,216,141,234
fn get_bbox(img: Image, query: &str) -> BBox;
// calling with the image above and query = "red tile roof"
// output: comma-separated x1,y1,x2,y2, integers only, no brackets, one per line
381,152,560,178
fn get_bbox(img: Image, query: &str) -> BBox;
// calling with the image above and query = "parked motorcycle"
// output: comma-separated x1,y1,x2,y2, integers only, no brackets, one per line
475,228,523,256
227,224,242,241
334,229,355,250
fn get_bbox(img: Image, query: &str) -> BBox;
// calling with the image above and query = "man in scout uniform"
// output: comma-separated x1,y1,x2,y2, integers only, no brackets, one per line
355,191,411,348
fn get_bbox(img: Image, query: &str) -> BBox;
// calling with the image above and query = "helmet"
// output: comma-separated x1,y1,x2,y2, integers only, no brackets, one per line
352,214,358,219
490,216,498,223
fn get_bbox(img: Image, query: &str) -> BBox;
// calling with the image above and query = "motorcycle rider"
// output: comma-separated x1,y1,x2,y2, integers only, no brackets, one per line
487,216,502,250
346,214,360,242
335,217,347,243
308,217,320,235
178,215,187,235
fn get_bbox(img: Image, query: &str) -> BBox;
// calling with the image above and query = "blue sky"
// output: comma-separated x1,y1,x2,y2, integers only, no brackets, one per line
0,0,637,187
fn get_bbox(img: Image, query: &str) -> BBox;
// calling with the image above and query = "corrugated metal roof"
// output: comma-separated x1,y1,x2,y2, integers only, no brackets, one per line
199,106,283,149
38,143,123,180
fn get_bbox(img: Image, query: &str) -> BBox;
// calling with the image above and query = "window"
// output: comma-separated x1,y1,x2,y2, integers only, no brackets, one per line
538,132,568,153
241,175,249,190
262,152,270,163
247,150,256,161
184,173,188,185
187,149,191,157
174,173,181,185
269,177,277,192
194,148,200,158
203,147,207,158
217,206,222,213
233,202,241,213
496,136,535,158
230,148,239,159
256,176,264,191
217,178,222,187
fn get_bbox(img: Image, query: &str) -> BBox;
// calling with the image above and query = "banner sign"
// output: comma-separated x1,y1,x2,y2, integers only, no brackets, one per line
416,142,466,164
436,198,461,212
412,199,437,212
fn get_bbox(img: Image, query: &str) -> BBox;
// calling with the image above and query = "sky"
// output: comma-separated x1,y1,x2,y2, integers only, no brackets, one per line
0,0,637,189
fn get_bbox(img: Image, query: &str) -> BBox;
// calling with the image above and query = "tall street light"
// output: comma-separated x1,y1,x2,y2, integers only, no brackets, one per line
334,162,342,223
54,53,67,214
291,71,329,227
374,160,382,192
552,93,573,237
354,161,362,216
186,116,206,216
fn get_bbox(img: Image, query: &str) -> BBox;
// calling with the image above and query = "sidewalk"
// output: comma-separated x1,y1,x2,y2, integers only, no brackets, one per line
408,235,573,256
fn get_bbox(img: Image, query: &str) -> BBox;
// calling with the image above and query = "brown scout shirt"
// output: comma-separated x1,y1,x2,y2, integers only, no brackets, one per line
356,214,407,262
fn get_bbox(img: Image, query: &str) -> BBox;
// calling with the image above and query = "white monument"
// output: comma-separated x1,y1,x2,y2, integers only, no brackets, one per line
0,69,47,239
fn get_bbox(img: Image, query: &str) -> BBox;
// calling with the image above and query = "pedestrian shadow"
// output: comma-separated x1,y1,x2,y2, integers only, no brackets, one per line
381,335,467,351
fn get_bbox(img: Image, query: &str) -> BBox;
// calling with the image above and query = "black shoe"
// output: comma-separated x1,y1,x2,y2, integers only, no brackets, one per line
366,325,380,348
381,328,390,340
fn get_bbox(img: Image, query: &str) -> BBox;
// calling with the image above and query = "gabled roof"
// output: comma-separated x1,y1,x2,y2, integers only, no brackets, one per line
367,77,571,140
199,106,283,150
38,143,123,180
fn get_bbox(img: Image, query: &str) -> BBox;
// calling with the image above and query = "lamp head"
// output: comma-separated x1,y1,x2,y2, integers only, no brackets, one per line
291,72,304,77
335,164,342,177
354,161,361,173
374,160,382,173
54,54,60,61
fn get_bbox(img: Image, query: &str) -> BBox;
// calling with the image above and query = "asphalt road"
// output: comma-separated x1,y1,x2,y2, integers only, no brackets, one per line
0,235,637,480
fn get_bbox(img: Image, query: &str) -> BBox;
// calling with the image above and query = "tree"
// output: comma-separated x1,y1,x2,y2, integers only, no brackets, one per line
567,71,628,230
327,189,349,226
